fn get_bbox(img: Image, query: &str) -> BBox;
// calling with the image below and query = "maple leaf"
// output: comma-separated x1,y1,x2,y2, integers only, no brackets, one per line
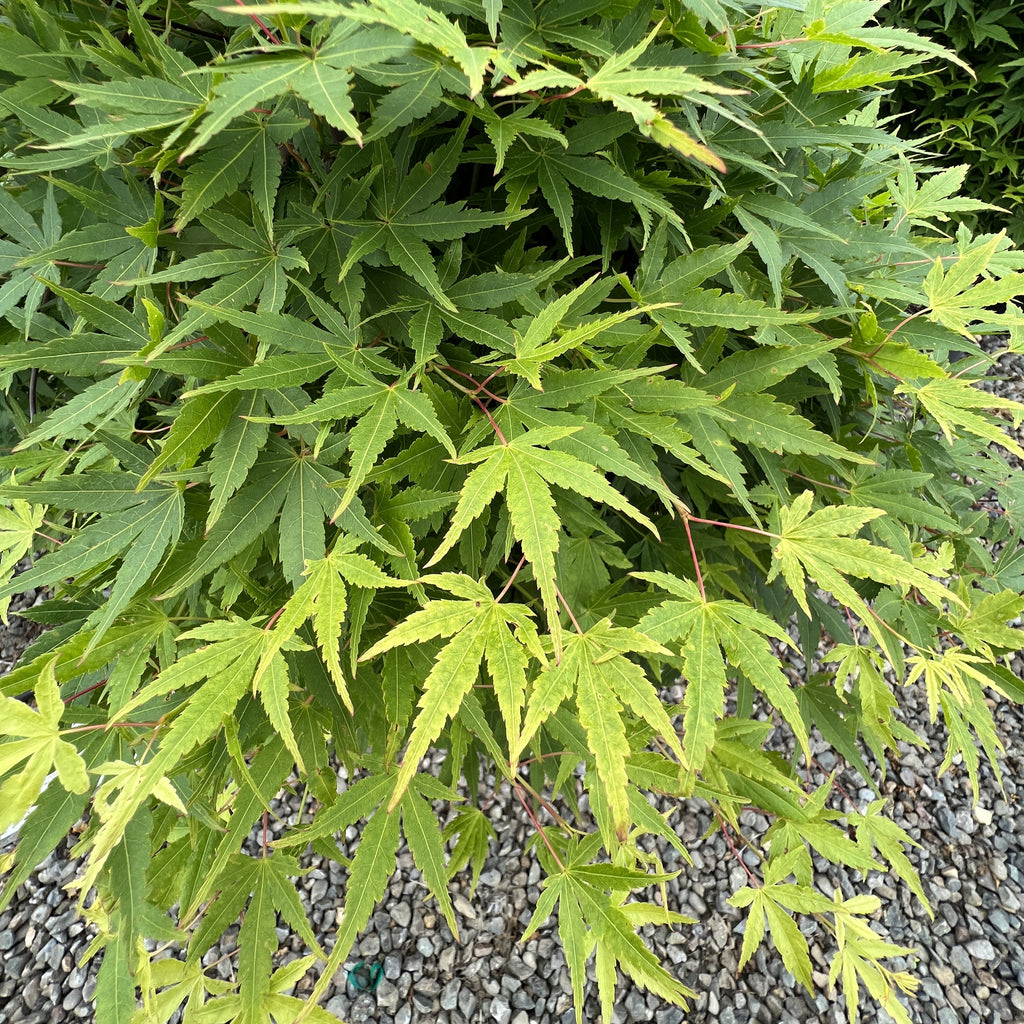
519,618,684,840
427,427,658,654
361,573,544,808
768,492,957,620
636,572,810,771
0,655,88,835
522,851,694,1023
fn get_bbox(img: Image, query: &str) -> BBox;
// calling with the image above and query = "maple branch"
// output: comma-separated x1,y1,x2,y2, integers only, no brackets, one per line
714,809,761,886
736,35,808,49
496,554,527,602
232,0,281,43
554,584,583,634
684,513,779,539
64,679,108,703
514,783,566,870
682,514,706,602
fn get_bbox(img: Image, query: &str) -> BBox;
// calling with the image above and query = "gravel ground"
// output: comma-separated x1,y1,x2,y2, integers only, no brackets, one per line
1,350,1023,1024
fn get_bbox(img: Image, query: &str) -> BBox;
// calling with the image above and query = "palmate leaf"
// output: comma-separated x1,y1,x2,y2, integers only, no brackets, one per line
255,541,405,709
0,656,89,835
901,377,1024,459
360,574,543,807
70,622,273,905
637,572,810,770
522,860,694,1024
284,772,457,1021
519,619,683,840
0,485,184,648
186,852,323,1024
768,492,958,618
428,428,658,654
261,378,456,516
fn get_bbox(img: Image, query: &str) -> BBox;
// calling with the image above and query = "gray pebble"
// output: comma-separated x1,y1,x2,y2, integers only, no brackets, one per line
949,946,973,974
441,979,459,1010
966,938,996,961
656,1009,685,1024
376,980,399,1010
625,989,653,1020
390,903,412,928
490,993,512,1024
935,806,960,839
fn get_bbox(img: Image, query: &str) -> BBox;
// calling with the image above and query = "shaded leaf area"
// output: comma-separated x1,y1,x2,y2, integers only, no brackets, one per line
0,2,1023,1024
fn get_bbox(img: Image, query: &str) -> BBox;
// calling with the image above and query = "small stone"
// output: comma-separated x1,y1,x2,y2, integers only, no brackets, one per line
459,987,478,1017
624,989,652,1020
949,946,973,974
931,964,955,987
440,979,460,1011
998,888,1021,912
988,908,1012,934
390,903,412,928
395,1006,412,1024
480,869,502,888
966,938,996,961
38,937,65,970
974,805,993,826
324,996,347,1018
490,993,512,1024
655,1009,685,1024
376,980,399,1011
453,894,476,919
23,977,42,1011
384,954,401,980
506,957,534,981
416,936,434,956
935,806,960,839
412,987,437,1012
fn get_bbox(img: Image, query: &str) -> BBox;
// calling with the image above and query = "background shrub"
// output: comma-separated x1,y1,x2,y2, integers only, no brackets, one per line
884,0,1024,240
1,2,1023,1023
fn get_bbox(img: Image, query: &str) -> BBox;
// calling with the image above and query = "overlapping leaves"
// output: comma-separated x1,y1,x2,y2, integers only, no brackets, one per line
1,2,1023,1024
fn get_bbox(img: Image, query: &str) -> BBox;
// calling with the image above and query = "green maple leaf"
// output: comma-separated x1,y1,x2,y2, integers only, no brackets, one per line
278,771,460,1020
0,484,184,652
919,232,1024,337
522,854,694,1023
730,877,835,991
636,572,810,771
71,621,276,905
256,539,405,711
187,852,323,1024
331,133,527,309
117,207,308,356
519,618,684,840
361,573,544,807
428,427,658,654
442,805,496,895
768,492,957,619
900,377,1024,459
0,656,89,835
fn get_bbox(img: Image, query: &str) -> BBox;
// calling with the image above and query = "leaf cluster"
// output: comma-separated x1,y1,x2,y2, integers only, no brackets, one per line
0,1,1023,1023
